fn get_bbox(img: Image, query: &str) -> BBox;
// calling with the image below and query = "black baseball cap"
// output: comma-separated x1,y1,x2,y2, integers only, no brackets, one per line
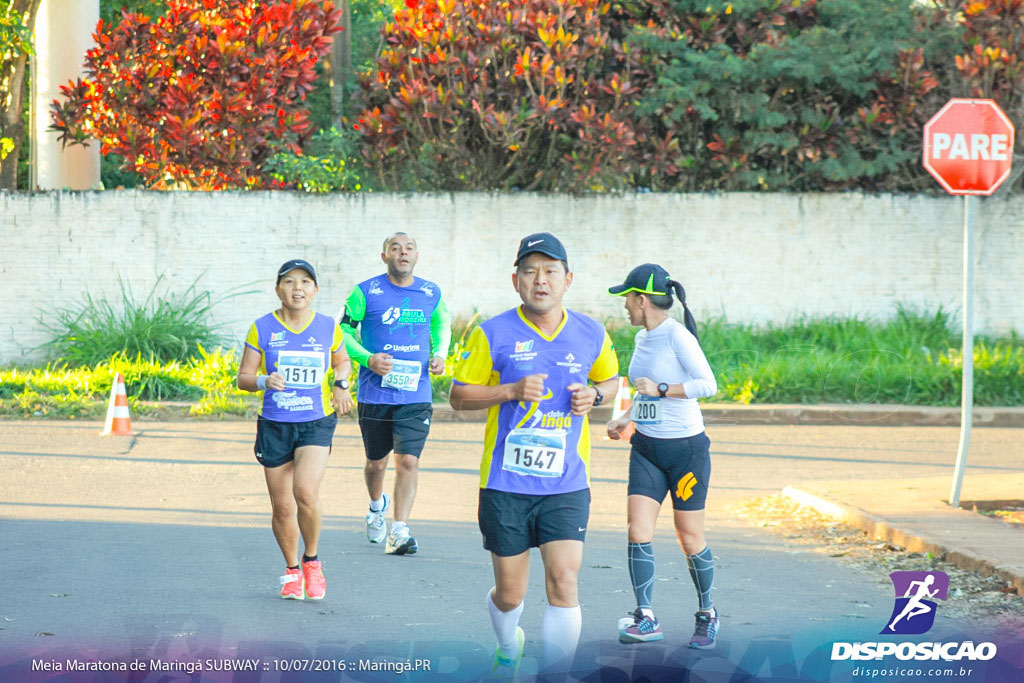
608,263,671,296
277,259,318,285
514,232,568,266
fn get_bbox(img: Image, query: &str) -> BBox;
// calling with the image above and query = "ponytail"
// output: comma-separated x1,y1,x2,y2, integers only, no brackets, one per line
669,279,700,342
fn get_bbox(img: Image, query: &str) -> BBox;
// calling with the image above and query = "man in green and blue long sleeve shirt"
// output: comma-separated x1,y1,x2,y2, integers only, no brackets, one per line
339,232,451,555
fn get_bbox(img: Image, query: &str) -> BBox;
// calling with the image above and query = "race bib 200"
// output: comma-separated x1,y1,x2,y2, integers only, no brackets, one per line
630,395,662,424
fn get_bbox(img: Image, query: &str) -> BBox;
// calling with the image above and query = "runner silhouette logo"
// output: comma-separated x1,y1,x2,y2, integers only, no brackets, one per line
881,571,949,635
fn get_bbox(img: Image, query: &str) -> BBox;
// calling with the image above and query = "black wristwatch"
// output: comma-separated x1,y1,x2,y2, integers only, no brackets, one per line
592,386,604,407
334,379,350,390
657,382,669,398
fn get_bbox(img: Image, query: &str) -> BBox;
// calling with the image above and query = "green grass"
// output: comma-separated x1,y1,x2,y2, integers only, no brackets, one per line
0,347,256,419
2,306,1021,419
608,306,1024,406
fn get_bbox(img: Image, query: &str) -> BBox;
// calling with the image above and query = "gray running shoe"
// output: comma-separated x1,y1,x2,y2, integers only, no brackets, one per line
619,609,663,643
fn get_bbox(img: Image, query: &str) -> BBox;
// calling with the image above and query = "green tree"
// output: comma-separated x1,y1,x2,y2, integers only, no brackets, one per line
0,0,40,190
307,0,400,131
632,0,959,191
100,0,165,24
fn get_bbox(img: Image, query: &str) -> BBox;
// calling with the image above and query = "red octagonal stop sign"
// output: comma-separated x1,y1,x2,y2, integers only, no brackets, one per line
923,98,1014,196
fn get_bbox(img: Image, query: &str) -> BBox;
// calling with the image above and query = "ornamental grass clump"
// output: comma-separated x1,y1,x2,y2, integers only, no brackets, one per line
42,277,228,367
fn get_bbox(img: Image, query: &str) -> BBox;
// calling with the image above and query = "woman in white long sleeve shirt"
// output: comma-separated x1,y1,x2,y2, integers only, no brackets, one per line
606,263,720,650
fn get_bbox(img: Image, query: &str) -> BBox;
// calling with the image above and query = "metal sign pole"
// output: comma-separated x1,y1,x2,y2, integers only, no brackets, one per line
949,194,975,507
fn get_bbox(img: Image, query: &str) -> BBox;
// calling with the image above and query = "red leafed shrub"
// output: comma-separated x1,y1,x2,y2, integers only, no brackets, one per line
955,0,1024,132
356,0,674,192
50,0,341,190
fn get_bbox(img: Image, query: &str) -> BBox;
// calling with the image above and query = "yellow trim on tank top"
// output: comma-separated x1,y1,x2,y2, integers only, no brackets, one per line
579,415,592,483
319,381,333,417
272,310,317,335
479,372,501,488
516,306,567,342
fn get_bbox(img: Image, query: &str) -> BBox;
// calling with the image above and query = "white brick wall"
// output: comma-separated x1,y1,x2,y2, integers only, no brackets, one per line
1,191,1019,364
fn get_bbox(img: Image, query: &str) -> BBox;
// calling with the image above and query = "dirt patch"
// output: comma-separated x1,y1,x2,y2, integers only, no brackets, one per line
731,495,1024,634
961,499,1024,531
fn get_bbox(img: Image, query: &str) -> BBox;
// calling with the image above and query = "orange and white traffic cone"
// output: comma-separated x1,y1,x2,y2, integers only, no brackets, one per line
605,375,635,440
100,372,133,436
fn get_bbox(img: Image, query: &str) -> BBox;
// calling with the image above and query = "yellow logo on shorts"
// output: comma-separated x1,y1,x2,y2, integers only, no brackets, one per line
676,472,697,501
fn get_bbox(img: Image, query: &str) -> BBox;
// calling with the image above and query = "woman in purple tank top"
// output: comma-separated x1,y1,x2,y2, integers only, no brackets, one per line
236,259,353,602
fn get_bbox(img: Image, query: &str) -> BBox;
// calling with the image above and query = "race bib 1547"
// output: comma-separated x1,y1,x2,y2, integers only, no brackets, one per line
502,428,567,478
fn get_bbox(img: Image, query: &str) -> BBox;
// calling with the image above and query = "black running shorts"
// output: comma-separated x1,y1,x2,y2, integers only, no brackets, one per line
478,488,590,557
627,430,711,511
254,414,337,468
357,402,433,460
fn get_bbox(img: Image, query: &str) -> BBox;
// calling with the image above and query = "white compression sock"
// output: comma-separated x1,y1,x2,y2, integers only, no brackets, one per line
487,589,524,657
540,604,582,671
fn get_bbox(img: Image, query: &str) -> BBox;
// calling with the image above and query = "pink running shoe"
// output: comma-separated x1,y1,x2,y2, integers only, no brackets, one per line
303,559,326,600
280,567,304,600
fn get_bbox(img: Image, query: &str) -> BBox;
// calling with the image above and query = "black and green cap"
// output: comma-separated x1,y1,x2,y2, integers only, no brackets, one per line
608,263,670,296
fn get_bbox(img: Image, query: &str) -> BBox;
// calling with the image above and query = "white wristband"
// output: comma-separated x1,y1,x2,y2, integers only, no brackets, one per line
256,374,269,390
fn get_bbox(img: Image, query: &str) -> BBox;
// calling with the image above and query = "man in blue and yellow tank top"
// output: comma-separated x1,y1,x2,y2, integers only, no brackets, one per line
237,259,354,602
450,233,619,675
339,233,451,556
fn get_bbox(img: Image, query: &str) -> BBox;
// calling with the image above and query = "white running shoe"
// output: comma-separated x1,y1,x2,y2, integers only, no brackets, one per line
385,524,418,555
365,493,390,544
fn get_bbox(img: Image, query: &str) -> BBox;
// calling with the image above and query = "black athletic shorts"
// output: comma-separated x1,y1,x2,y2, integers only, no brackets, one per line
357,402,433,460
478,488,590,557
254,414,337,468
628,430,711,511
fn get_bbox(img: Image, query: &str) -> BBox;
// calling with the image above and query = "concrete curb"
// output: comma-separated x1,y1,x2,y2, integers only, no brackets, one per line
92,401,1024,427
781,485,1024,597
699,403,1024,427
431,403,1024,427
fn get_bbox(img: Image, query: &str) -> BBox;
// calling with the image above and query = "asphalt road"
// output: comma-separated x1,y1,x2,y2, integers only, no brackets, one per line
1,419,1021,681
